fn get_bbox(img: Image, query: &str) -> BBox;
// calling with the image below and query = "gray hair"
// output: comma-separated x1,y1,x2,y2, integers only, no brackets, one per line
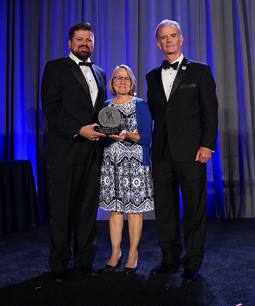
155,19,182,41
109,65,136,96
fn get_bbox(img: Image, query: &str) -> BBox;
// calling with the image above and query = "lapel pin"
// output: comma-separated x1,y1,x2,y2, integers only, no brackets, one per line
182,66,187,70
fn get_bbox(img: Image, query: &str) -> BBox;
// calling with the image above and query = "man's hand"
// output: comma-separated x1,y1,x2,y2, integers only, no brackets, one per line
78,123,106,141
195,147,212,163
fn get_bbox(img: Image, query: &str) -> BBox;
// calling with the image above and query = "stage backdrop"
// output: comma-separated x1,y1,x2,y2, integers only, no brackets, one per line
0,0,254,220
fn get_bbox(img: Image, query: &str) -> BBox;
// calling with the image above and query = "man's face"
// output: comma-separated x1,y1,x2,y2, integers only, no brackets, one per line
156,25,183,58
68,30,94,61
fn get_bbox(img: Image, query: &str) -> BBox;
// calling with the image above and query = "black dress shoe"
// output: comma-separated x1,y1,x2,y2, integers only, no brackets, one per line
151,262,180,274
79,266,98,275
51,270,65,282
124,266,137,274
181,269,200,283
104,254,123,272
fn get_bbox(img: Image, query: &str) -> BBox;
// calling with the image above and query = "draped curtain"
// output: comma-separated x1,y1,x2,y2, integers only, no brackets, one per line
0,0,254,220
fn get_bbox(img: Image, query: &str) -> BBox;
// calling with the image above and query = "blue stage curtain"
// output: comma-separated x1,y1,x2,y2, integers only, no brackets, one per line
0,0,254,220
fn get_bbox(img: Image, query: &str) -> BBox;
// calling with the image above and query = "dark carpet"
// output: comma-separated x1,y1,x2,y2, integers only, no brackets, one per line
0,219,254,306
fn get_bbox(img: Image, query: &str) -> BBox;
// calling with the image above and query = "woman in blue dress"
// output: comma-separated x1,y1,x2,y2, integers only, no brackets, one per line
99,65,154,274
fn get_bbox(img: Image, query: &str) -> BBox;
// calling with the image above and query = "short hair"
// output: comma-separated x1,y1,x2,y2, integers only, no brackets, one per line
155,19,182,41
69,23,93,41
109,65,137,96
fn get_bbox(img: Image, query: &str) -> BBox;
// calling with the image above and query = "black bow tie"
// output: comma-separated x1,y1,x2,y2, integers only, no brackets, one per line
162,60,179,70
79,62,94,66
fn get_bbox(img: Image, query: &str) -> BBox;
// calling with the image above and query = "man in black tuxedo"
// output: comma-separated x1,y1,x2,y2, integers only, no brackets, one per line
146,20,218,282
41,23,107,281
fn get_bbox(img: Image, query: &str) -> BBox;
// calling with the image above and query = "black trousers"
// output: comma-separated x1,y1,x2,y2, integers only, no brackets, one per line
152,144,207,272
45,151,101,271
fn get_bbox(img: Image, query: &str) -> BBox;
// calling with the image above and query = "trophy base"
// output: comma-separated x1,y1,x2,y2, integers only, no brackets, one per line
94,126,121,136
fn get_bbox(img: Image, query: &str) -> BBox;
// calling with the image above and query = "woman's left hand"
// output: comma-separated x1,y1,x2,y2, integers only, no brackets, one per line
109,130,128,142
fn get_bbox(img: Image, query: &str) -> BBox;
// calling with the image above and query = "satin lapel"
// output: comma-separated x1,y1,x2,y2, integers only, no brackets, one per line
71,64,91,99
91,66,103,112
155,67,168,103
168,58,189,101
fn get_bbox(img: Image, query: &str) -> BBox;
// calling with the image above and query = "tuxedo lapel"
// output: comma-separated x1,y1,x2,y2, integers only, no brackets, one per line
168,58,189,101
92,66,102,88
71,64,91,100
91,65,104,112
155,67,168,103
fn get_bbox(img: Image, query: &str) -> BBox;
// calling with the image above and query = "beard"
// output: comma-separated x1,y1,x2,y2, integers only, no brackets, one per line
73,46,92,61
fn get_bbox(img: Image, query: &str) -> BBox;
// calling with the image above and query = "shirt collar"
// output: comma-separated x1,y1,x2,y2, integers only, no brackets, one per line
174,53,184,65
69,52,92,65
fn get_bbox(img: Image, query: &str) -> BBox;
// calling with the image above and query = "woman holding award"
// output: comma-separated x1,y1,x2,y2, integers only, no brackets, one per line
99,65,154,274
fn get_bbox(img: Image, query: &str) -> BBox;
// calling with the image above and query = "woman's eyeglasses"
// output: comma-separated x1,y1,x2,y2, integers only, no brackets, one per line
114,76,131,82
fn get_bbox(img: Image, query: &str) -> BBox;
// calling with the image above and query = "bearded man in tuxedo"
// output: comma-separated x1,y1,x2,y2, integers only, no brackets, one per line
41,23,106,281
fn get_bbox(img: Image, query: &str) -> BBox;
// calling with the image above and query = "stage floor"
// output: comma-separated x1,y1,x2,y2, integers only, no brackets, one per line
0,219,254,305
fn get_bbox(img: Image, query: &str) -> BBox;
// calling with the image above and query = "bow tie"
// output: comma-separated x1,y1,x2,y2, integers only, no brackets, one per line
79,62,94,66
162,60,179,70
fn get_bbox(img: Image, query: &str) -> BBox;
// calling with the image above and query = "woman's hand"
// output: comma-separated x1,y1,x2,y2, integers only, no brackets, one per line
109,130,128,142
109,130,140,143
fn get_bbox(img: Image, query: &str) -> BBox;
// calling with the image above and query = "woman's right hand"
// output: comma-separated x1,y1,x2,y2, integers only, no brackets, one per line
109,130,128,142
109,130,140,143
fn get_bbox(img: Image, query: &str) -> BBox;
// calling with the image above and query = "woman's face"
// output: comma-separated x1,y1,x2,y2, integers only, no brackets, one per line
113,68,131,95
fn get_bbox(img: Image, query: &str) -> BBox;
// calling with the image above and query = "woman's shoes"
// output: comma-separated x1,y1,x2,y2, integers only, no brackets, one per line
104,254,138,274
124,256,138,274
124,266,137,274
104,254,123,272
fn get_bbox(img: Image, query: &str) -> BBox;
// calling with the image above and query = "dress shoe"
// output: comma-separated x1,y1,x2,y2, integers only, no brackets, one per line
181,268,200,283
51,270,65,282
151,262,180,274
104,254,123,272
79,266,98,275
124,266,137,274
124,256,138,274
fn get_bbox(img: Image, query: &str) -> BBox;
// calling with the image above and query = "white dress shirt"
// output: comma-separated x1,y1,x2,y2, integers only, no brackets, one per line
162,54,184,100
69,52,98,106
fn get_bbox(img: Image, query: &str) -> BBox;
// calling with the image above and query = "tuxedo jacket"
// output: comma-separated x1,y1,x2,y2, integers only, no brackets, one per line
146,57,218,162
41,57,107,164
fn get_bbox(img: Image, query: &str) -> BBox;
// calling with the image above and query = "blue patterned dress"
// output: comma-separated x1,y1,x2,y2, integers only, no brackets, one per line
99,98,154,213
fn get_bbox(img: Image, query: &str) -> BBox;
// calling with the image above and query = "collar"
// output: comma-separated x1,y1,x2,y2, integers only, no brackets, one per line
69,52,92,65
173,53,184,65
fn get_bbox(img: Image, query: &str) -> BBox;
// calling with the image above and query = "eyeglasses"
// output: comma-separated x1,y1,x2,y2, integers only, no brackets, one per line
113,76,131,82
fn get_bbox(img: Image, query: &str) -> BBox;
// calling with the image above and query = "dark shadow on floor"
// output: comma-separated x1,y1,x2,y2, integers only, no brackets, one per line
0,219,254,305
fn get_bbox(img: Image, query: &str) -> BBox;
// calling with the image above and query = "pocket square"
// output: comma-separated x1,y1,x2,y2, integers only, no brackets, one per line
180,83,196,89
